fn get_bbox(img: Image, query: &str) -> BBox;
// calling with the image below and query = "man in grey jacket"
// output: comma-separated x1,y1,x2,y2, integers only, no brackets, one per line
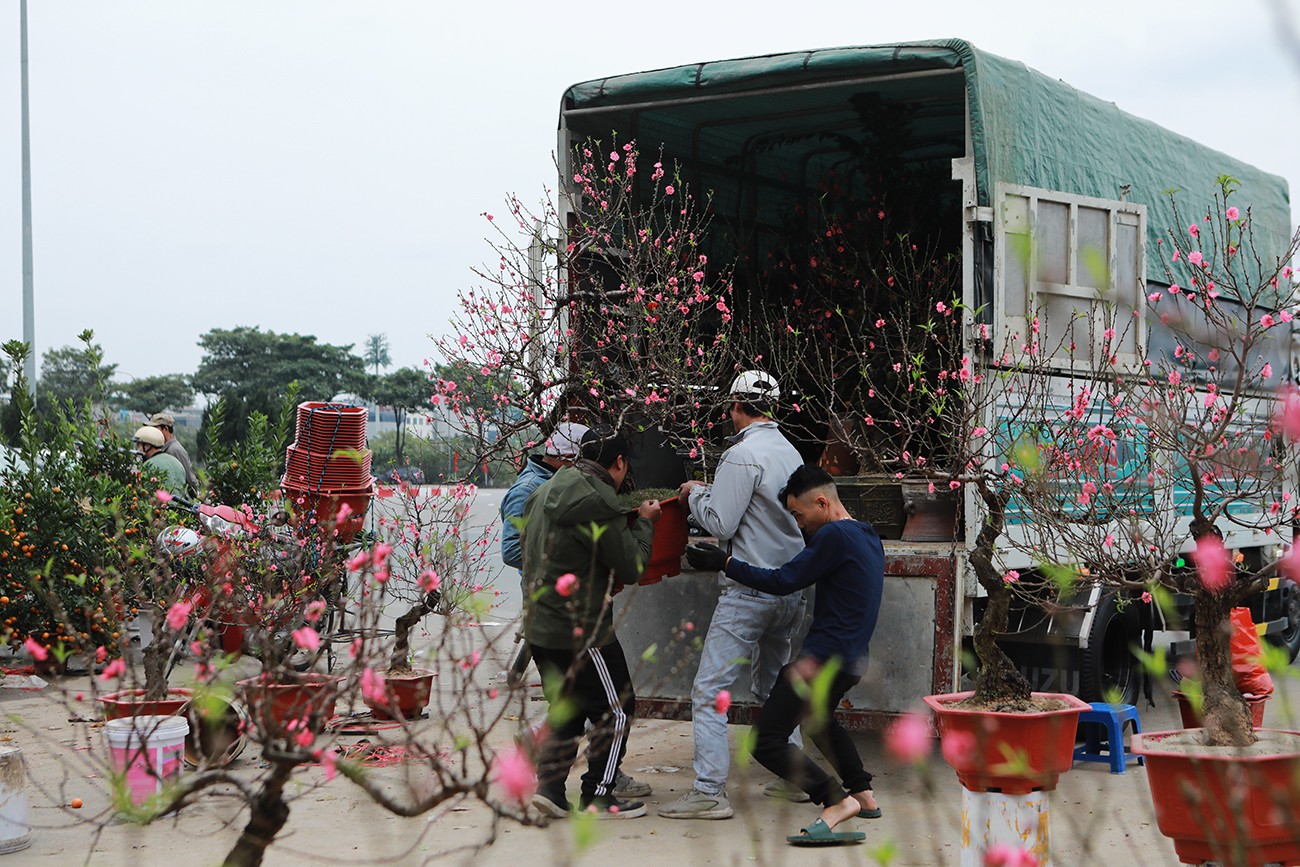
659,370,807,820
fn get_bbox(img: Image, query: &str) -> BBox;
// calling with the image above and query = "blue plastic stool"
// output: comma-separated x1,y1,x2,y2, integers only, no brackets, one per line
1073,702,1143,774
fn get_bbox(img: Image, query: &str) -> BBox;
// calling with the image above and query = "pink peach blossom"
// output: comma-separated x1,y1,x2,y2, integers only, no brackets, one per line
1194,535,1232,593
165,601,191,631
23,636,48,661
98,658,126,681
884,712,931,763
714,689,732,714
292,626,321,652
492,745,538,805
555,573,579,597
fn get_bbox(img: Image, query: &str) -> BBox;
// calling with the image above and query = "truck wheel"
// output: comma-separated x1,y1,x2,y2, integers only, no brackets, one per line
1265,579,1300,663
1079,595,1140,704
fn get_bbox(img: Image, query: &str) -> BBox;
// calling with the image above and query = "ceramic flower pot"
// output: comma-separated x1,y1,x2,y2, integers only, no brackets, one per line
98,688,194,720
363,668,434,721
922,690,1091,794
1132,728,1300,866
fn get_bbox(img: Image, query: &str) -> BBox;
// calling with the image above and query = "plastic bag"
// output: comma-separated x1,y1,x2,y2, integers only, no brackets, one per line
1230,607,1275,697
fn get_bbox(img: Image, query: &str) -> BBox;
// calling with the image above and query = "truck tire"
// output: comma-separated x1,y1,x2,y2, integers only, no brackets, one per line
1079,594,1141,704
1265,578,1300,663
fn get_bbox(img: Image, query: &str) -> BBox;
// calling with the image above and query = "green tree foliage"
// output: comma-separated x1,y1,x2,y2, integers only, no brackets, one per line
374,366,432,466
39,336,118,407
116,373,194,415
193,327,366,448
202,381,300,508
364,332,392,377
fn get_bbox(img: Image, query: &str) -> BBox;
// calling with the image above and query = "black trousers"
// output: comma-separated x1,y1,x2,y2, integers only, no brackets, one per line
752,662,873,807
530,640,636,800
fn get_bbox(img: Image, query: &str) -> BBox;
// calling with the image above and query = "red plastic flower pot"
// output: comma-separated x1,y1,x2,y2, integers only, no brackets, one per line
362,669,434,721
295,402,368,452
1132,729,1300,867
922,690,1091,795
98,688,194,720
1173,690,1269,729
237,673,342,740
281,482,374,543
626,495,689,585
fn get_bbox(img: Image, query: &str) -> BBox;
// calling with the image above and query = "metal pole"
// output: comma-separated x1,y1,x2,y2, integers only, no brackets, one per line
20,0,36,384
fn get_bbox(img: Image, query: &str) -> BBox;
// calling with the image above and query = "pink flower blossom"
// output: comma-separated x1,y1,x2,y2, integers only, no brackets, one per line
98,658,126,681
714,689,732,714
885,712,931,763
166,601,193,631
317,749,338,781
292,626,321,652
1188,223,1199,238
555,573,579,597
1275,386,1300,441
1141,591,1153,604
1226,206,1240,220
1002,570,1020,584
155,489,173,503
984,844,1041,866
492,745,537,805
1262,362,1274,380
419,570,441,593
23,636,48,661
664,185,675,195
360,667,386,705
1194,535,1232,593
305,600,327,623
940,729,976,766
1262,314,1276,329
1188,251,1204,266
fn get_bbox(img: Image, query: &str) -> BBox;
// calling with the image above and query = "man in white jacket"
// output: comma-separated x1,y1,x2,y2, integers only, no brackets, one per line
659,370,807,820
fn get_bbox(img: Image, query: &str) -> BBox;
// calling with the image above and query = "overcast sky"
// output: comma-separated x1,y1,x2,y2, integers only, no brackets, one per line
2,1,1298,392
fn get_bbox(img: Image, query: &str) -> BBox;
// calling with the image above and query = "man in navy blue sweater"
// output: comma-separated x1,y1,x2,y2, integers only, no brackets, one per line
686,464,885,842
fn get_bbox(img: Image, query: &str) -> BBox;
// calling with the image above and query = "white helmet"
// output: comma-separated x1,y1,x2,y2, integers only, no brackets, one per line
729,369,780,402
157,525,202,558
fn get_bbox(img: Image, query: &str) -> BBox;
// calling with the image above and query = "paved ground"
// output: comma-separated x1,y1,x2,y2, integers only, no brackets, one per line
4,643,1297,866
2,487,1297,865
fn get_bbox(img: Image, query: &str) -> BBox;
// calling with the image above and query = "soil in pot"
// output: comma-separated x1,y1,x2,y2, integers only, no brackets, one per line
363,668,434,720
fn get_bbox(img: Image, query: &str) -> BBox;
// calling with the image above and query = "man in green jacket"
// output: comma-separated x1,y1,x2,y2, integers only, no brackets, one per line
133,426,187,498
523,430,660,819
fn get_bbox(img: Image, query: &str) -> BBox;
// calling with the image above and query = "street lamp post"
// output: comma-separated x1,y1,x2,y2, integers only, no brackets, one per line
20,0,37,385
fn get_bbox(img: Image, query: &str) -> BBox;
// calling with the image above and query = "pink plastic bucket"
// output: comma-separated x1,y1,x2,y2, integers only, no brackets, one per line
104,715,189,805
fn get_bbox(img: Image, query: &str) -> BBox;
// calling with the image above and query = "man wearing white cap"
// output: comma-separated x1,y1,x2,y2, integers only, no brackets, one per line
132,426,188,497
144,412,199,496
660,370,807,819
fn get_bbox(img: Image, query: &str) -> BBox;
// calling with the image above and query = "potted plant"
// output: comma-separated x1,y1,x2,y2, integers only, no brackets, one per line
1001,179,1300,865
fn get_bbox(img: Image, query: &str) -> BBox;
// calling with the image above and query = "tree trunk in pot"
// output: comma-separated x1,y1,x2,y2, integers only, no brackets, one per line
1192,589,1255,748
967,485,1031,704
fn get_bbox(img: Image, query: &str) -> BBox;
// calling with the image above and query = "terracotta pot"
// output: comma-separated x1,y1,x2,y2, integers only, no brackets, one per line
1173,690,1268,729
237,673,342,739
363,668,434,720
1132,729,1300,866
637,495,689,585
923,690,1091,795
98,688,194,720
280,482,373,543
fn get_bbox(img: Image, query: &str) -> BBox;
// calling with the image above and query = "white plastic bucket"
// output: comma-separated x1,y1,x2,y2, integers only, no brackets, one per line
104,714,189,806
0,746,31,855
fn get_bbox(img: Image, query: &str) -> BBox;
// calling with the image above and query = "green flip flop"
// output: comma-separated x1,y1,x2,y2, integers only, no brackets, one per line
857,806,882,819
786,818,866,846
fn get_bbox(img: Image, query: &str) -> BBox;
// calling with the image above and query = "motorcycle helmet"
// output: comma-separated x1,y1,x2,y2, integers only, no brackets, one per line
157,525,202,558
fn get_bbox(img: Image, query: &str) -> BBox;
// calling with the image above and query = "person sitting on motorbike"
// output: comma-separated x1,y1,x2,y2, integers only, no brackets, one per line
133,425,187,497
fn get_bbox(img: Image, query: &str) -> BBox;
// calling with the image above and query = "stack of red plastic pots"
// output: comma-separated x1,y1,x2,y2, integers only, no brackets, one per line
280,402,374,542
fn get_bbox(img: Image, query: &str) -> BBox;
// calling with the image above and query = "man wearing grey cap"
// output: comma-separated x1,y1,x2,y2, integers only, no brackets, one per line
499,420,650,802
145,412,199,497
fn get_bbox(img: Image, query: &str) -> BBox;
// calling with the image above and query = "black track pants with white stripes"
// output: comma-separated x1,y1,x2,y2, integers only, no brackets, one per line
530,640,635,800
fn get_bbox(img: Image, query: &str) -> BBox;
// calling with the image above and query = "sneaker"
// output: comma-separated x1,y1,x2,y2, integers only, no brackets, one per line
763,779,812,803
613,770,652,799
658,788,734,820
531,787,569,819
578,795,647,819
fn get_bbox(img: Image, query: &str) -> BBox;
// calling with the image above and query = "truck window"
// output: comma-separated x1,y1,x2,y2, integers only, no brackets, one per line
994,184,1147,372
